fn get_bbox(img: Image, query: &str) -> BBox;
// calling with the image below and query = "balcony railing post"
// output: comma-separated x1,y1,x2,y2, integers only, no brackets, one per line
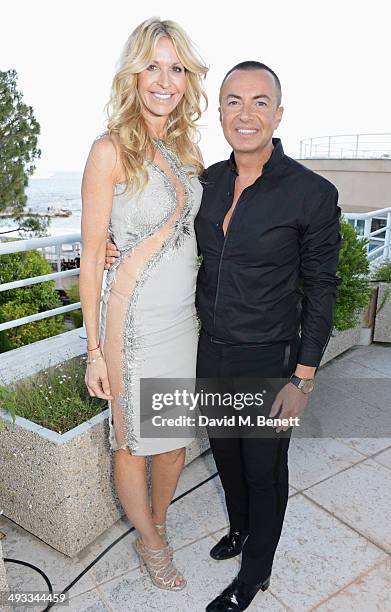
55,243,62,289
79,320,87,340
384,212,391,259
364,218,372,255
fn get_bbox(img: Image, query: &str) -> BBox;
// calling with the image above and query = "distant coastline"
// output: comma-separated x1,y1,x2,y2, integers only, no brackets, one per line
0,172,83,238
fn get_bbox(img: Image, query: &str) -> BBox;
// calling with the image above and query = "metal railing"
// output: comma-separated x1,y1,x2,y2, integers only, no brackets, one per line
0,233,83,333
300,133,391,159
1,208,390,335
344,207,391,261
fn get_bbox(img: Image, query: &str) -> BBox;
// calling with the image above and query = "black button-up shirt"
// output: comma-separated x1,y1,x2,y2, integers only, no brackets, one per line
194,138,342,368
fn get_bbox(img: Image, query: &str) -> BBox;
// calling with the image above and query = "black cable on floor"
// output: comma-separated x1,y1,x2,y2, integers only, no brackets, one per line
3,470,218,611
1,557,53,606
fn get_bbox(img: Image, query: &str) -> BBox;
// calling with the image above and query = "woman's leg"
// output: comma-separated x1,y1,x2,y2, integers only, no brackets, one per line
114,449,185,588
150,447,186,524
114,450,163,549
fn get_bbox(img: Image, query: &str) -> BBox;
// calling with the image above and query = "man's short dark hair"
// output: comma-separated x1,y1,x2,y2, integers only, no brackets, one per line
220,61,282,106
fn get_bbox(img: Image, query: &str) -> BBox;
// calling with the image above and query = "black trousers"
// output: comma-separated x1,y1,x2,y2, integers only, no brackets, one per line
196,328,299,585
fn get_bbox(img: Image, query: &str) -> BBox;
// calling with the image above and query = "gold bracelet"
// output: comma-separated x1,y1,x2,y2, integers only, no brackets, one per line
87,354,102,365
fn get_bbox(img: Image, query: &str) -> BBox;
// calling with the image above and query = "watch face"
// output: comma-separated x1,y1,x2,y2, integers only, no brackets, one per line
301,379,314,393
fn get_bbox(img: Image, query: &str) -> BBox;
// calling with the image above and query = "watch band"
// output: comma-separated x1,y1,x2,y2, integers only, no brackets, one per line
289,374,315,394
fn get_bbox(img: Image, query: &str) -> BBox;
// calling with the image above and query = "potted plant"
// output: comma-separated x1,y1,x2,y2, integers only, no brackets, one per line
321,218,371,364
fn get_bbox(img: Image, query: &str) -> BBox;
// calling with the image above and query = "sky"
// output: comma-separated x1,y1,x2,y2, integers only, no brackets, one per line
1,0,390,176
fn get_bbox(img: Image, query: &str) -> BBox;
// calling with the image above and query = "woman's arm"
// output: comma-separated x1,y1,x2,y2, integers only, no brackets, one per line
79,134,118,398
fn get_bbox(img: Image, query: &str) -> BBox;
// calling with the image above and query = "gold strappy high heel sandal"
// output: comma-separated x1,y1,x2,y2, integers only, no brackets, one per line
133,537,186,591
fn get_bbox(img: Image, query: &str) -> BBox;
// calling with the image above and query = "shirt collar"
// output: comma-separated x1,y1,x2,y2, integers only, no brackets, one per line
228,138,284,176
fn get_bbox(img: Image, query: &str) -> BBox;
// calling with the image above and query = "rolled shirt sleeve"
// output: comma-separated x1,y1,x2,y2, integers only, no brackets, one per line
297,185,342,367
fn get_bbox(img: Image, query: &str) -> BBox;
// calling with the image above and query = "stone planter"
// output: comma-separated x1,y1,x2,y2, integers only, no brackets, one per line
373,282,391,342
320,323,362,366
0,330,209,558
357,286,379,346
0,408,209,558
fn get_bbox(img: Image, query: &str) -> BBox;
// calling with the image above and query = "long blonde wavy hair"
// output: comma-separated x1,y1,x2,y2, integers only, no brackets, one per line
104,17,208,196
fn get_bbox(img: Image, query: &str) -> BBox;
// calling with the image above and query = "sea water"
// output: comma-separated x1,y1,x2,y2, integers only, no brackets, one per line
0,172,83,238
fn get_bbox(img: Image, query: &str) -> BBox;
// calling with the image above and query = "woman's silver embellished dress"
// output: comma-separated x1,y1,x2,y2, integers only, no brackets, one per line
99,140,202,455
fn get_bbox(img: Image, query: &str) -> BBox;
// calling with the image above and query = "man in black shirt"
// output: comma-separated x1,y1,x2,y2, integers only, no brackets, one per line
196,64,340,367
195,61,341,612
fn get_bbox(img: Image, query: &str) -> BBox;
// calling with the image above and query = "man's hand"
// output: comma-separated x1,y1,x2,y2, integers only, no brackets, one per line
104,230,120,269
269,382,309,433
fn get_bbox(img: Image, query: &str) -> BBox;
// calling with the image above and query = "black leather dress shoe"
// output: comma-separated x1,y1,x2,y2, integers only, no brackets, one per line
210,529,249,560
205,575,271,611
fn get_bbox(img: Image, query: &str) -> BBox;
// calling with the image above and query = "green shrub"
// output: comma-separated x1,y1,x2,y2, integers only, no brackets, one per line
370,259,391,283
333,219,371,331
0,247,65,351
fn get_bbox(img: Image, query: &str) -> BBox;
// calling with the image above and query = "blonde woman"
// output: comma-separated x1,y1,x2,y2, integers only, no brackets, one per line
79,18,207,591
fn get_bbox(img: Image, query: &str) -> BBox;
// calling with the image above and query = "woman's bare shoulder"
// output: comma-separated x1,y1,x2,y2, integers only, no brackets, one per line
91,132,118,160
88,132,122,181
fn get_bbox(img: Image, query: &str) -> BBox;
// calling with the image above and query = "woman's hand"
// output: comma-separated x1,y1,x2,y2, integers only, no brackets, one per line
104,230,121,270
85,350,114,400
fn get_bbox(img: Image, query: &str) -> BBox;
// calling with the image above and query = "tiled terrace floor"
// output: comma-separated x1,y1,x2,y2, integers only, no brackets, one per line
1,343,390,611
